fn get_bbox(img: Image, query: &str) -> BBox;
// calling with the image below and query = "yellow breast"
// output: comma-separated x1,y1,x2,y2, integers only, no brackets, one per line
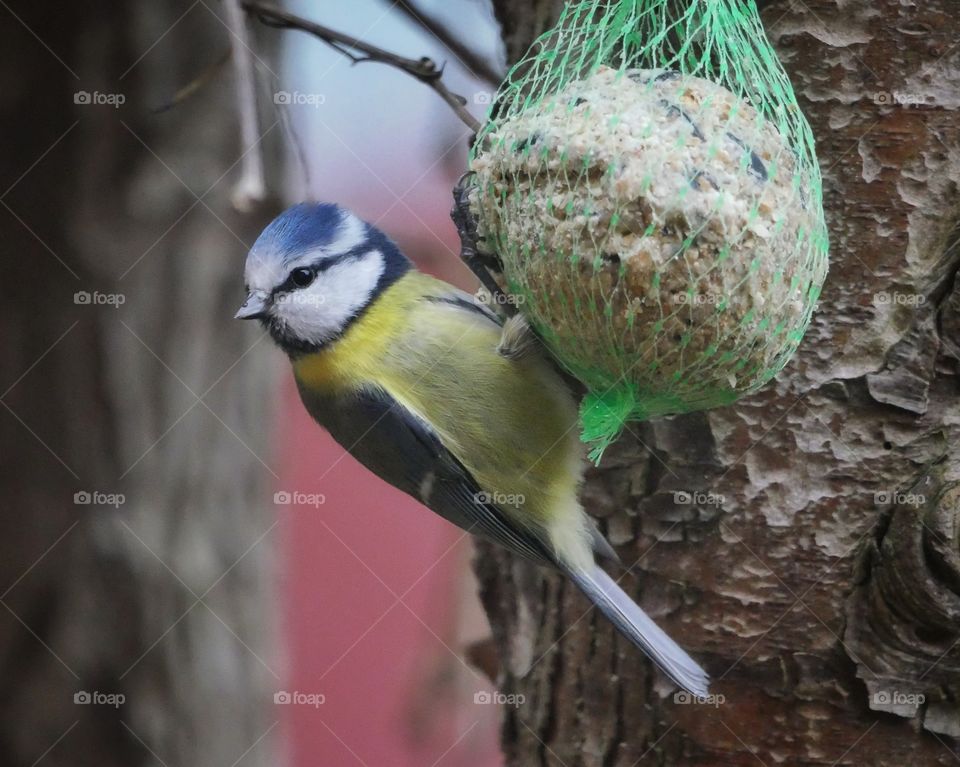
292,271,585,528
292,271,427,391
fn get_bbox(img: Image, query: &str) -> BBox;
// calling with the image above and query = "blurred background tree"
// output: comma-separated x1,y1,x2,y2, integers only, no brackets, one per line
1,2,279,765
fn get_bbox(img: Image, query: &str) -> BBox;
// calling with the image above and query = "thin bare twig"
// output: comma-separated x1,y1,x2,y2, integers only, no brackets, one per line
152,48,232,114
242,1,482,133
225,0,268,211
386,0,503,86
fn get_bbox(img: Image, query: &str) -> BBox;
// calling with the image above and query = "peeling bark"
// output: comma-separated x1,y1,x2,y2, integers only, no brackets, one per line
846,468,960,737
477,1,960,764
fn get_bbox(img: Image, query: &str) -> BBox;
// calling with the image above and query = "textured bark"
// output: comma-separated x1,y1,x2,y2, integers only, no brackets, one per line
1,2,279,765
478,1,960,764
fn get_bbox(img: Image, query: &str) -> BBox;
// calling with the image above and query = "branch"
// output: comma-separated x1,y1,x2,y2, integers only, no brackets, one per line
386,0,504,86
151,48,231,114
225,0,268,212
242,1,482,133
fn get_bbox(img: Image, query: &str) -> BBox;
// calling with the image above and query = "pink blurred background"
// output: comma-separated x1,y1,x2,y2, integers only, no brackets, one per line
272,2,507,764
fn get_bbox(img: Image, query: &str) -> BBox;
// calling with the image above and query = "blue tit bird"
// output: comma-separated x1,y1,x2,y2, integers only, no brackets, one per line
236,202,709,696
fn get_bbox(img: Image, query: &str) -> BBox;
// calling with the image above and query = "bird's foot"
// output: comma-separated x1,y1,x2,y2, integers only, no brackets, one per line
450,173,514,315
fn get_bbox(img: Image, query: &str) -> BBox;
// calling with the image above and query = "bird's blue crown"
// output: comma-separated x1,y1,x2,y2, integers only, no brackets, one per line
252,203,409,278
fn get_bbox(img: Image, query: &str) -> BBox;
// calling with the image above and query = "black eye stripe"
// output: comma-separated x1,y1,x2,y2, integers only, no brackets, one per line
274,251,364,295
314,255,346,273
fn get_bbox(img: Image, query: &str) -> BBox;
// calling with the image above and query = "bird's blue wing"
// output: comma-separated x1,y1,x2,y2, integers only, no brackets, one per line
297,381,558,566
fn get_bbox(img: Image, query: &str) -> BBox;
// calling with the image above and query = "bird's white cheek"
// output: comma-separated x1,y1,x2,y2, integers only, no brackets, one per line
270,251,385,345
272,284,346,344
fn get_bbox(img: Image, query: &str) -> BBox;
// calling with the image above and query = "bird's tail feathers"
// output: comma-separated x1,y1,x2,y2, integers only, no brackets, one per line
562,562,709,697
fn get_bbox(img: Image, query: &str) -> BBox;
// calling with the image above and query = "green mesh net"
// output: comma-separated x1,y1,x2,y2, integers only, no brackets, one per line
468,0,829,462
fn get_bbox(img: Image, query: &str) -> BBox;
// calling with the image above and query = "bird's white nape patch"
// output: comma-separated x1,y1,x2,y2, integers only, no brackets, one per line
326,211,368,257
271,249,386,345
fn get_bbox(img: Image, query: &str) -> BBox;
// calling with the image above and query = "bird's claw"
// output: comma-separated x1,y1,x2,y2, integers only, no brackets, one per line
450,173,514,316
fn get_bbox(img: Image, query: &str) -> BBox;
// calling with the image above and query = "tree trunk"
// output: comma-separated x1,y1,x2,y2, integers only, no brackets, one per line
1,2,280,765
478,1,960,764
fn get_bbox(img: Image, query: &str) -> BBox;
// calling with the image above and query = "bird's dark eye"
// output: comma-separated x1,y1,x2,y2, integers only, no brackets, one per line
290,267,315,288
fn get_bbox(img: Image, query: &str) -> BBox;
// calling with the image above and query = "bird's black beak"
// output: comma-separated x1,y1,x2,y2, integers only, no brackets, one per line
235,290,269,320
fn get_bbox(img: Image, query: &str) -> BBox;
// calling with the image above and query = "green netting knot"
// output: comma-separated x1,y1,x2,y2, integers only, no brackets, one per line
580,387,639,464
